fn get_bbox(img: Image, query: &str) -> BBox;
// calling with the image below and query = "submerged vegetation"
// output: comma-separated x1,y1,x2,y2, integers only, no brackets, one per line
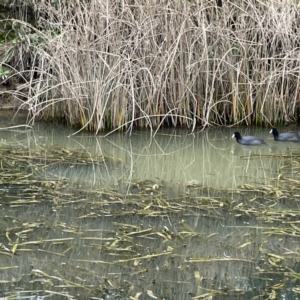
1,0,300,132
1,143,300,298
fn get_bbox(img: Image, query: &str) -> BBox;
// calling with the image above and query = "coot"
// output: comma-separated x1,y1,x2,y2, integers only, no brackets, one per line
270,127,300,142
232,131,266,145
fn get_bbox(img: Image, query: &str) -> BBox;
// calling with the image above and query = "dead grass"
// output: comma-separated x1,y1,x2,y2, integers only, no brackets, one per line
1,0,300,132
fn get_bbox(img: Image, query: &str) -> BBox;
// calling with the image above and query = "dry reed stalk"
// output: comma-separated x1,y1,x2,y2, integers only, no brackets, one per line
2,0,300,132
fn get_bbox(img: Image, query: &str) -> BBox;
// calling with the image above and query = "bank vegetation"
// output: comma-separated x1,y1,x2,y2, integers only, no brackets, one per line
1,0,300,132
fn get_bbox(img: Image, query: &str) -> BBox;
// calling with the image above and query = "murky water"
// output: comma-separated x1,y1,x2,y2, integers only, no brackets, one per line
5,120,295,189
1,111,300,299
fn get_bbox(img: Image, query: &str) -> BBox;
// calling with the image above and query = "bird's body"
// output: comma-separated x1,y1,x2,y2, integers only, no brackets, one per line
232,131,266,145
270,128,300,142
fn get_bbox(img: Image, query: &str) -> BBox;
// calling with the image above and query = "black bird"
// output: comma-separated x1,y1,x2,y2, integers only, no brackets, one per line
270,127,300,142
232,131,266,145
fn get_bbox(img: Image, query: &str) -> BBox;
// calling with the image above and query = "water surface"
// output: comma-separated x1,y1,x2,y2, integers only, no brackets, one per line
0,112,300,299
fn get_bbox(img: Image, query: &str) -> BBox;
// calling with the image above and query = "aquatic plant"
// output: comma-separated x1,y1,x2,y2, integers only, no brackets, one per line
2,0,300,132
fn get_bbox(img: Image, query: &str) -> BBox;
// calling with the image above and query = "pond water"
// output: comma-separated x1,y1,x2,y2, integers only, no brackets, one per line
1,111,300,299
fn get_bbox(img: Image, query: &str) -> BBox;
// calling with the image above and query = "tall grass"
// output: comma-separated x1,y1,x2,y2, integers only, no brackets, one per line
2,0,300,133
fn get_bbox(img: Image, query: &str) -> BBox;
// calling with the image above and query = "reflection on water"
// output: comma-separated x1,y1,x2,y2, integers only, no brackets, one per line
3,123,297,189
1,113,300,299
1,110,297,190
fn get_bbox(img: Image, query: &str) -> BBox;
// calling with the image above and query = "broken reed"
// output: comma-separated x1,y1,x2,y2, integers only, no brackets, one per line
3,0,300,132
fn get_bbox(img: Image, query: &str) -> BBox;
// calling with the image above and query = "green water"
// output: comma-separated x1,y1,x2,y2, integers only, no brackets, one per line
0,111,300,299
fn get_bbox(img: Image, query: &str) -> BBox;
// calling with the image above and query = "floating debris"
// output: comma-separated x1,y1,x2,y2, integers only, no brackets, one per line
0,146,300,299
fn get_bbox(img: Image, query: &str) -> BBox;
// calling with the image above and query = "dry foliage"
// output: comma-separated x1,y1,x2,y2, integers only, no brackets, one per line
2,0,300,132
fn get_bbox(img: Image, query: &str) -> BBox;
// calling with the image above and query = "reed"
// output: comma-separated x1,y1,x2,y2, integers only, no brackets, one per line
2,0,300,132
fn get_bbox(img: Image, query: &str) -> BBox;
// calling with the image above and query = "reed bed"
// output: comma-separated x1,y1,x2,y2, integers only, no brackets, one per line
1,0,300,132
1,144,300,298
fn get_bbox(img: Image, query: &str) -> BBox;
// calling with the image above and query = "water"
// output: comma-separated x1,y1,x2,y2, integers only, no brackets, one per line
52,127,297,189
1,111,295,189
8,124,292,188
0,111,300,299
